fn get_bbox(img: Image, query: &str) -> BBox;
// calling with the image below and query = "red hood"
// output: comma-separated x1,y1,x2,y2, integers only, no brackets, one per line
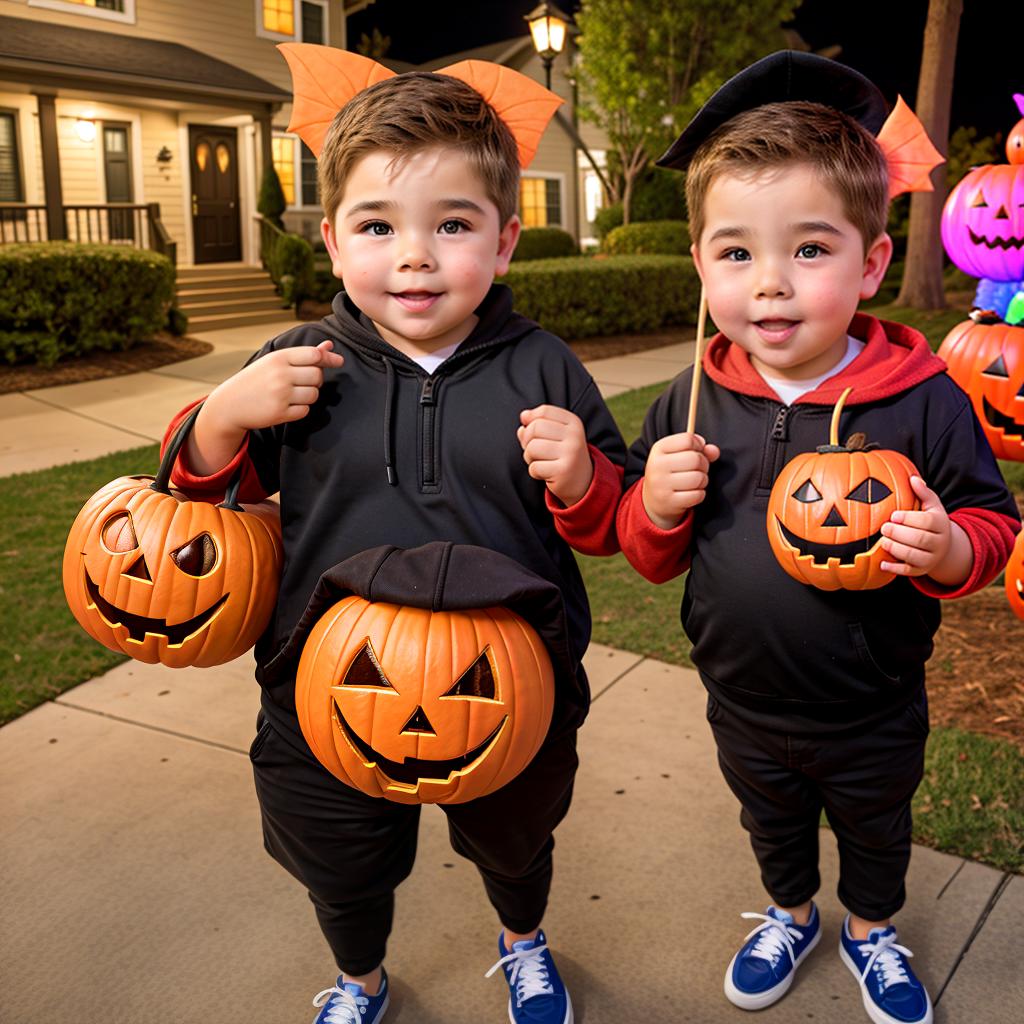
703,313,948,405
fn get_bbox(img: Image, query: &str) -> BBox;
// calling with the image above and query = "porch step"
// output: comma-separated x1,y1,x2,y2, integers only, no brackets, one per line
176,282,279,300
186,308,300,333
176,263,263,281
182,295,290,316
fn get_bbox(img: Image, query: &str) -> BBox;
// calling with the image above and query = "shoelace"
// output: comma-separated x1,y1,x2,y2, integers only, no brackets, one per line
855,931,914,991
311,984,368,1024
485,943,555,1008
739,911,806,967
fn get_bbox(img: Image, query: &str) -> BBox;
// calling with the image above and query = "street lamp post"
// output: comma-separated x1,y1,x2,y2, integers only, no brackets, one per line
525,2,569,91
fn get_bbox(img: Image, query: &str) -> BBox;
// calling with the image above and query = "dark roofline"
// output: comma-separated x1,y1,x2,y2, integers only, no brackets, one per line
0,16,290,106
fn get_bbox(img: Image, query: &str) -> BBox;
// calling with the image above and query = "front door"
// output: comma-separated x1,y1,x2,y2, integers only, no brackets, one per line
189,125,241,263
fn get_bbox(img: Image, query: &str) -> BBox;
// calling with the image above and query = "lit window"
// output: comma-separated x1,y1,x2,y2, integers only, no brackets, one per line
263,0,294,35
272,136,296,205
520,177,561,228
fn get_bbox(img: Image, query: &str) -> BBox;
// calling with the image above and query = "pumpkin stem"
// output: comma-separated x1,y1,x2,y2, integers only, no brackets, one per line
830,388,853,447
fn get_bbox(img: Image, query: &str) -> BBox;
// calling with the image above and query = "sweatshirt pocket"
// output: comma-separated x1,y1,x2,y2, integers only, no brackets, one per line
848,622,903,686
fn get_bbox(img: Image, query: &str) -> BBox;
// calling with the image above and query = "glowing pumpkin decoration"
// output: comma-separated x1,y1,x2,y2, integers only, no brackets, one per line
767,388,920,590
941,95,1024,283
295,597,555,804
1005,528,1024,621
62,409,282,667
938,314,1024,461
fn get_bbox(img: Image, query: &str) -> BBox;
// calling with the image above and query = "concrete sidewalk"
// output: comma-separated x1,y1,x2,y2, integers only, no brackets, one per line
1,327,1020,1022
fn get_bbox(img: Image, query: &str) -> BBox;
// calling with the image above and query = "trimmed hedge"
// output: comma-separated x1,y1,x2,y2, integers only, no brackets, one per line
265,232,314,305
604,220,690,256
0,243,175,367
512,226,578,261
504,254,701,340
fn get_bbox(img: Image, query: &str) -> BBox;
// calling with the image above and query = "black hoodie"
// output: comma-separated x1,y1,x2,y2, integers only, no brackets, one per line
168,284,626,735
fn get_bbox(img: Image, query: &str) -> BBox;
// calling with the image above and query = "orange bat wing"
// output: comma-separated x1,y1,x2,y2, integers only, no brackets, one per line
877,96,945,198
278,44,395,156
438,60,563,168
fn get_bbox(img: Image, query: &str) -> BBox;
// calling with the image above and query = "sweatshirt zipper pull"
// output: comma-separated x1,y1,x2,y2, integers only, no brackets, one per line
420,377,437,405
771,405,789,441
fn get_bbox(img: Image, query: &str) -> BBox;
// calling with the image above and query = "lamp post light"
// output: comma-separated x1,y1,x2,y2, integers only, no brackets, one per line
525,2,569,91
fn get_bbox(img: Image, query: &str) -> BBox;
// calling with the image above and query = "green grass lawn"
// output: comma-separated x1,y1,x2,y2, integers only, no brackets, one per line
1,377,1021,871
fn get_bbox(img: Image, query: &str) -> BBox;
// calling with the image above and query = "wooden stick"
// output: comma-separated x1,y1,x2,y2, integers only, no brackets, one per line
686,286,708,434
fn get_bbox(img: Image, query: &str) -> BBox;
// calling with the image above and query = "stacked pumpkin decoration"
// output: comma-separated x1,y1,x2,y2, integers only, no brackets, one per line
295,597,555,804
62,407,283,668
938,313,1024,461
767,388,920,591
1006,528,1024,622
940,94,1024,323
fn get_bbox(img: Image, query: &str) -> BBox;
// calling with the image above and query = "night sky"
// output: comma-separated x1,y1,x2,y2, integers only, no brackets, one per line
347,0,1021,142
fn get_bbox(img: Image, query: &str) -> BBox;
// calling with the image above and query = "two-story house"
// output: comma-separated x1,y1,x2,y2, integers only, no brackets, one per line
0,0,607,281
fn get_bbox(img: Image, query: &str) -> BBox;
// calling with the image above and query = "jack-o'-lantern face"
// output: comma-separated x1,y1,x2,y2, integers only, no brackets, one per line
295,597,555,804
1005,528,1024,621
767,389,921,590
62,475,282,668
941,102,1024,281
938,318,1024,461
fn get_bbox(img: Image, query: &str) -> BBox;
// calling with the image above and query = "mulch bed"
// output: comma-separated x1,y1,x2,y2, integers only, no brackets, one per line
4,323,1022,752
0,332,213,394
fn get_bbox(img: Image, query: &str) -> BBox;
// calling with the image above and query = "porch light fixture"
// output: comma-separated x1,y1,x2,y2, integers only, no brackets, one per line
157,146,173,163
75,118,96,143
525,2,569,91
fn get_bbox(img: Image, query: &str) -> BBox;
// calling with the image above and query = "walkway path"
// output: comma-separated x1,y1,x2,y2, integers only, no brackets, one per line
0,322,1018,1022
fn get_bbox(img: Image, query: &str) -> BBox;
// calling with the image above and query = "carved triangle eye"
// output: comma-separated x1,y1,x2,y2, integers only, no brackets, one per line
442,648,498,701
340,640,396,690
171,532,217,576
970,192,988,208
846,478,892,504
792,480,822,503
983,354,1010,378
101,512,138,553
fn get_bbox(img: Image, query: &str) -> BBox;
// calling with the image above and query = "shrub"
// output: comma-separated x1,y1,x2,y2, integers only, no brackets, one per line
0,243,175,367
604,220,690,256
265,232,314,303
166,306,188,336
512,226,577,261
630,166,687,222
593,203,624,241
257,166,287,230
504,255,701,340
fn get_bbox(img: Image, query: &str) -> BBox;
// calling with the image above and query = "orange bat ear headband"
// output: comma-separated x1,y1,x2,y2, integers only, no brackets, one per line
277,43,563,168
656,50,943,198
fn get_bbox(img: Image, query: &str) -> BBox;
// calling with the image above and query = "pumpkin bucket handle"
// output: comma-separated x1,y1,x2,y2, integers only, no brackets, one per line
150,403,245,512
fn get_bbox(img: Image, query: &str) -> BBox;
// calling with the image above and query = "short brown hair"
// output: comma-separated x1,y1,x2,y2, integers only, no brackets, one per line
318,72,521,226
685,101,890,251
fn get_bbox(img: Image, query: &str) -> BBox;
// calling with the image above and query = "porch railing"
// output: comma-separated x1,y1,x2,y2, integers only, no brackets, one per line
0,202,176,265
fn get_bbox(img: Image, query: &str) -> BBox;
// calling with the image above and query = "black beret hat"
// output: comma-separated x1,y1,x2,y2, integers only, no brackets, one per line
656,50,889,172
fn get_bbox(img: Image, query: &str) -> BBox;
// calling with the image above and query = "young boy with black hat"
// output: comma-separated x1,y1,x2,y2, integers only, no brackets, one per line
618,51,1020,1024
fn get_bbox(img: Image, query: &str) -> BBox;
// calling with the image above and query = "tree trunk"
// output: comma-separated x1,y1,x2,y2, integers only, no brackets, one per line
896,0,962,309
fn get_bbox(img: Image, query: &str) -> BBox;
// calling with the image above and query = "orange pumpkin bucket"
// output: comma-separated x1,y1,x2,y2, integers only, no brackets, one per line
62,406,282,667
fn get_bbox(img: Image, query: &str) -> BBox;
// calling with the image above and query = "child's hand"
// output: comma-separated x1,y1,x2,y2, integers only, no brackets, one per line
188,340,345,475
209,340,345,431
642,432,720,530
517,405,593,507
880,476,972,586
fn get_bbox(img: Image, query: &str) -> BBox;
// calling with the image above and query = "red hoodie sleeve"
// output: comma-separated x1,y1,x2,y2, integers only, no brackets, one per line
545,444,623,555
160,398,269,503
911,508,1021,599
616,478,694,583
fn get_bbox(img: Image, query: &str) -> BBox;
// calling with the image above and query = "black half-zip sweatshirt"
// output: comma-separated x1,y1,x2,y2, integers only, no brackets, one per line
618,314,1021,732
167,284,627,738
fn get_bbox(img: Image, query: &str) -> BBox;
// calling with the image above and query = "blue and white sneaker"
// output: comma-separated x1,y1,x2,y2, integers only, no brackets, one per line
485,929,573,1023
311,968,390,1024
839,916,933,1024
724,904,821,1009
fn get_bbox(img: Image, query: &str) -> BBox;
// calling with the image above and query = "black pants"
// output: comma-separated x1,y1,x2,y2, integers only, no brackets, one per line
706,687,929,921
250,716,579,976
